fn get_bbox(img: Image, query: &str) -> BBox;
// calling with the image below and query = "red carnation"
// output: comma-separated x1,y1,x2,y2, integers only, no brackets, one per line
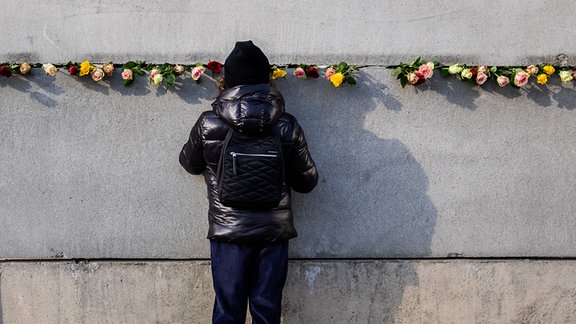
207,61,222,74
69,65,79,75
0,66,12,77
307,67,319,78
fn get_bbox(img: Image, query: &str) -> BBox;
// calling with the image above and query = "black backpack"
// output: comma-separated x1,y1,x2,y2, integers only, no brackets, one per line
216,128,284,210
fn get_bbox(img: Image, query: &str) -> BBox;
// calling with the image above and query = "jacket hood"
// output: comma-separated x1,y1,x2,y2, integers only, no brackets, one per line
212,84,285,135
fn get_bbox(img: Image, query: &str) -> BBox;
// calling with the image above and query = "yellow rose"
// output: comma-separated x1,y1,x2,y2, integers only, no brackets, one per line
271,68,286,80
536,74,548,85
330,72,344,87
543,65,555,75
79,61,94,76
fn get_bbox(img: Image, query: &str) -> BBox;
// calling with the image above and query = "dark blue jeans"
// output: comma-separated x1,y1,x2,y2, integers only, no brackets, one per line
210,240,289,324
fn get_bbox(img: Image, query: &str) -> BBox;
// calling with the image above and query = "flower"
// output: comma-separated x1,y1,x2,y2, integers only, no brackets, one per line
271,67,287,80
514,71,529,87
172,65,185,75
191,66,205,81
149,68,160,81
392,58,434,88
537,74,548,85
121,61,146,86
293,67,306,78
407,72,426,86
477,65,489,74
121,69,133,80
69,65,78,75
307,66,319,78
418,64,433,79
79,61,93,76
497,75,510,87
153,73,163,85
461,68,473,79
42,63,58,76
324,67,335,79
526,65,539,76
326,62,358,87
207,61,222,74
91,67,105,81
146,63,182,88
543,65,555,75
102,63,114,77
559,70,573,83
448,64,463,74
329,72,344,87
19,62,31,75
476,73,488,85
0,66,12,77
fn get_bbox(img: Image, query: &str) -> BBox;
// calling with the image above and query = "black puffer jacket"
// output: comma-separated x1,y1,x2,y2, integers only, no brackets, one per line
179,84,318,243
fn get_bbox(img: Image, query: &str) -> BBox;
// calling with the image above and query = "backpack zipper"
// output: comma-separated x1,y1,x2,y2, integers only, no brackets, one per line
230,152,279,175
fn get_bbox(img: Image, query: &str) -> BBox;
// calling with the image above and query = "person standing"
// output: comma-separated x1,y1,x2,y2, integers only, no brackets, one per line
179,40,318,324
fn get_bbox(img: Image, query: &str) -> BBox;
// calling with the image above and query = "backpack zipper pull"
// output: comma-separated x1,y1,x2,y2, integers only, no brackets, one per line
231,152,238,175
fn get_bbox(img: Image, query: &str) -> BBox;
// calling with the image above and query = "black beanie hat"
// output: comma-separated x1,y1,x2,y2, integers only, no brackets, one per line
224,41,270,88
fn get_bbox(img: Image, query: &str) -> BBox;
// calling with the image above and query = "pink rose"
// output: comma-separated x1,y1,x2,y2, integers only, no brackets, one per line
121,69,133,80
150,68,160,80
497,76,509,87
514,71,528,87
476,73,488,85
477,65,488,74
324,67,335,79
418,64,433,79
191,66,205,81
91,68,105,81
293,67,306,78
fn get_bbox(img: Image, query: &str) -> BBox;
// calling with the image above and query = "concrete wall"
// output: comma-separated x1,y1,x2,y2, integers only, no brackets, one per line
2,1,576,322
3,260,576,323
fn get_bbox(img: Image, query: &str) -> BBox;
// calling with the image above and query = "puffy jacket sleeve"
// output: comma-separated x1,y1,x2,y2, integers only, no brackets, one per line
179,114,207,175
286,121,318,193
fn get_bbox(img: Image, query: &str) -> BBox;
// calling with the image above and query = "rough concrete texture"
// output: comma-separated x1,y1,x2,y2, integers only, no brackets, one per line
2,67,576,259
1,260,576,323
2,1,576,321
2,1,576,66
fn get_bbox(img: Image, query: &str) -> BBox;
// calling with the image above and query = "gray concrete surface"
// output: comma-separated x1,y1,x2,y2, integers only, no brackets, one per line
2,1,576,321
2,67,576,259
2,260,576,323
2,1,576,66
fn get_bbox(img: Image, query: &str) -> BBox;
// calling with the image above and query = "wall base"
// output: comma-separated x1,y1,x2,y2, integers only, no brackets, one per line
1,259,575,323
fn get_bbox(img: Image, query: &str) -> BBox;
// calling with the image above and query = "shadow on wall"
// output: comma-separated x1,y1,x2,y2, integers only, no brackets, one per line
287,69,437,259
280,69,436,322
423,71,576,111
0,67,215,109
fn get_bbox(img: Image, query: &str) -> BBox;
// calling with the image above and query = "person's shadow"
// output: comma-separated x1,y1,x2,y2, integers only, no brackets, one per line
276,68,437,322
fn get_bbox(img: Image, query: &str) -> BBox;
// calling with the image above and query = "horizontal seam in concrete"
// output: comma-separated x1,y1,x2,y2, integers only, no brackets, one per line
2,257,576,264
